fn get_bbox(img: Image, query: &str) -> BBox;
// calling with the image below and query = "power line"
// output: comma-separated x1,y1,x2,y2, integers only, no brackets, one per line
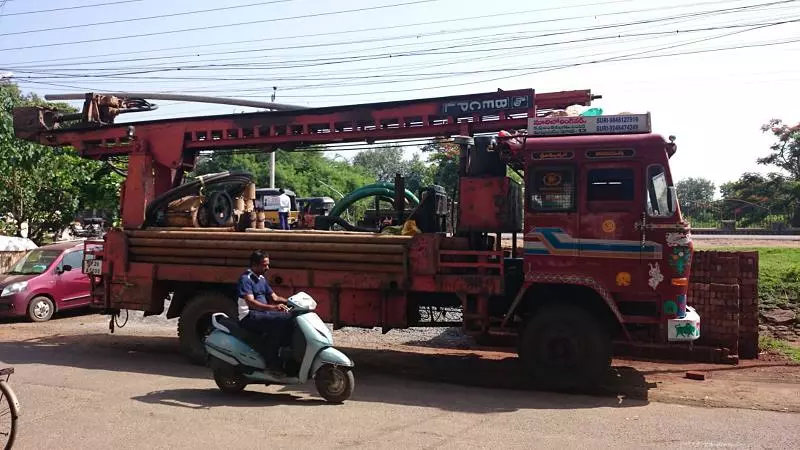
17,34,800,102
263,24,800,99
9,5,775,72
0,0,296,36
11,17,798,82
0,0,443,52
0,0,145,17
0,0,740,65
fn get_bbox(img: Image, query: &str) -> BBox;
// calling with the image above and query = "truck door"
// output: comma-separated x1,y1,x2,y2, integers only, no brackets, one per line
643,163,689,317
578,161,650,291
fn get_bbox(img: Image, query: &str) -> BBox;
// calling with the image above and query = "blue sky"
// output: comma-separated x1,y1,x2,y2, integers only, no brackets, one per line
2,0,799,194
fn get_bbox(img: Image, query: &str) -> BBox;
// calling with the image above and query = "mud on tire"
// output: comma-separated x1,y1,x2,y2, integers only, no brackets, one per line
518,304,612,391
177,291,237,365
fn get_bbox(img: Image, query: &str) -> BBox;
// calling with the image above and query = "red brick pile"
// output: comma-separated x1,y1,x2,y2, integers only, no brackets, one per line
688,251,760,360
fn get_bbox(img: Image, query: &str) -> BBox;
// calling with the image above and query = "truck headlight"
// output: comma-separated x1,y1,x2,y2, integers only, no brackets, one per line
1,281,28,297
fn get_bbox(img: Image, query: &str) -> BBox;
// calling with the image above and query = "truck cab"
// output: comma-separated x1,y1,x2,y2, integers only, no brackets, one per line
454,114,700,388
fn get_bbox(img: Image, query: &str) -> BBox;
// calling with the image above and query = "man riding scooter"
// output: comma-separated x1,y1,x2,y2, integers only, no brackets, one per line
237,250,293,378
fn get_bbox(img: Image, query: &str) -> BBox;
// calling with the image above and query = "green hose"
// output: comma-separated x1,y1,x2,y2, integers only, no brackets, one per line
328,183,420,219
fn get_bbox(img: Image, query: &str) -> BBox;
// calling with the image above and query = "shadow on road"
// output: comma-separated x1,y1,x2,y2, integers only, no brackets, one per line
2,332,656,411
132,388,327,409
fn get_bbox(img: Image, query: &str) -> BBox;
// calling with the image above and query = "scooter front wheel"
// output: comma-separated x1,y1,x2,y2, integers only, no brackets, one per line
315,365,354,403
213,369,247,394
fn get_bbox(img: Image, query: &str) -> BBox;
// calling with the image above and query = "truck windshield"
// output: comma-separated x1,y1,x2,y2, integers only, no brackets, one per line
646,165,676,217
6,249,61,275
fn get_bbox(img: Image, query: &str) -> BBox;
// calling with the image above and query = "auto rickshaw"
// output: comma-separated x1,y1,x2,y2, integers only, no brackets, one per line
296,196,335,229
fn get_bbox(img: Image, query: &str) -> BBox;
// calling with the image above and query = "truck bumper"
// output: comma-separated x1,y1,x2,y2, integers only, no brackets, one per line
667,306,701,341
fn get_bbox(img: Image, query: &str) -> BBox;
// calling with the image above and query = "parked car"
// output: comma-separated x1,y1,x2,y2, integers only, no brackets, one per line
0,241,92,322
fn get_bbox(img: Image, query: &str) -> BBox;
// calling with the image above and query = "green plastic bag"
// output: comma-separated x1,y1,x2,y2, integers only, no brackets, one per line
580,107,603,116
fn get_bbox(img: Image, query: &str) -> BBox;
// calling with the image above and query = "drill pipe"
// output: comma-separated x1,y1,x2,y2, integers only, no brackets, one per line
128,229,412,243
128,238,404,254
129,247,404,264
130,255,404,273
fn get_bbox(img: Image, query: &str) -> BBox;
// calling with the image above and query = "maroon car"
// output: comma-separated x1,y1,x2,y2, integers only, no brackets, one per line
0,241,92,322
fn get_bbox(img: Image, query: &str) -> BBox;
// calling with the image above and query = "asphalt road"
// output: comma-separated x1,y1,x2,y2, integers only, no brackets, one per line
2,321,799,449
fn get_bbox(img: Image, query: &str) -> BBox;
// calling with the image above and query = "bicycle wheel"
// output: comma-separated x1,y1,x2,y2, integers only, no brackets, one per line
0,380,19,450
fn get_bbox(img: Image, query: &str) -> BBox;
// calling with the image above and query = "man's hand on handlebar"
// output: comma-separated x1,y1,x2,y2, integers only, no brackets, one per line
268,303,290,312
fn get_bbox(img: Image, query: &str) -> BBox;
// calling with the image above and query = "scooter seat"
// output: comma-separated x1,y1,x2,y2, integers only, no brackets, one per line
214,314,258,343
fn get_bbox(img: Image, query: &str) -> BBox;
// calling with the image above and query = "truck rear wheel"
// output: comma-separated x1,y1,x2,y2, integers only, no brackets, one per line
177,291,236,365
518,304,612,391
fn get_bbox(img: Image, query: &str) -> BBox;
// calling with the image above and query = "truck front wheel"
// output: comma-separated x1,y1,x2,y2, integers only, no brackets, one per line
518,304,612,391
177,291,236,365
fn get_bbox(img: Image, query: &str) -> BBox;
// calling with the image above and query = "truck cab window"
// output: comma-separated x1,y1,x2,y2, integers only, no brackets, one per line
528,166,575,212
587,168,634,202
646,165,675,217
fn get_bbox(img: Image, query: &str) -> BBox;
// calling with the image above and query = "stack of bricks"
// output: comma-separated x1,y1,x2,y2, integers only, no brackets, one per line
737,252,760,358
687,250,760,360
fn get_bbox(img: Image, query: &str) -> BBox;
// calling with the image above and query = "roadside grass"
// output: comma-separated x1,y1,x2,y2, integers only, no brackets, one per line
692,246,800,312
759,335,800,362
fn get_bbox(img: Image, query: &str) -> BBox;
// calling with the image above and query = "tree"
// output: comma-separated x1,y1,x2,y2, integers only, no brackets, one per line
351,145,434,194
676,177,716,205
720,172,799,227
420,139,460,195
0,83,123,243
760,119,800,180
194,149,373,199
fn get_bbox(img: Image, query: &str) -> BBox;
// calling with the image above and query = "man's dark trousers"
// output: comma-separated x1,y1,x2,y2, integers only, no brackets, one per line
240,310,292,369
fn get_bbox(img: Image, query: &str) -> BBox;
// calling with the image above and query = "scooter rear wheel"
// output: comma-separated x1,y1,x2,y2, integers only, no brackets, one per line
315,365,354,403
213,369,247,393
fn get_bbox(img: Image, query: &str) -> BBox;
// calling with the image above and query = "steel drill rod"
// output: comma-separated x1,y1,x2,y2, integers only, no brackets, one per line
44,92,307,111
131,255,404,273
129,246,404,263
127,230,412,244
128,238,404,254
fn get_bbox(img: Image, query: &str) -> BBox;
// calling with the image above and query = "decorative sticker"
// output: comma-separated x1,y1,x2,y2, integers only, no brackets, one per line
648,262,664,290
676,294,687,318
602,219,616,233
665,232,692,247
669,246,691,275
615,272,631,287
663,300,678,315
674,323,698,338
542,173,563,187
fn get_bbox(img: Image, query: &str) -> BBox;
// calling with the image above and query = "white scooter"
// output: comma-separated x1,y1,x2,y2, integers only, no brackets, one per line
204,292,355,403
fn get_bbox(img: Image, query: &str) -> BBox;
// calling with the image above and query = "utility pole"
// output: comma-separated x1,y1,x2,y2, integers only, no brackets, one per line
270,151,276,188
270,86,278,189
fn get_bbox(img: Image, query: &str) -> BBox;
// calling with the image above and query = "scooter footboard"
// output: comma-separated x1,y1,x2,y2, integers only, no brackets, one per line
310,347,354,378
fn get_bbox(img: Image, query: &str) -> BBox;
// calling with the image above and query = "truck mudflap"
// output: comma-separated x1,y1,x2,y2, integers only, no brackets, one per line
667,306,701,341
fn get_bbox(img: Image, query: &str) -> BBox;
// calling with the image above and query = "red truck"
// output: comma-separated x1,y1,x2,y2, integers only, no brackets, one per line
12,88,701,390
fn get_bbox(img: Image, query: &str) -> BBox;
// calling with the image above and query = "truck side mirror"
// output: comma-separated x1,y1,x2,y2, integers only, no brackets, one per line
62,264,73,272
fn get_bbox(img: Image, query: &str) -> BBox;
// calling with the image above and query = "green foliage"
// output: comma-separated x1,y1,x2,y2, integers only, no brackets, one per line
193,150,373,199
676,177,716,206
759,119,800,180
0,83,123,244
352,145,434,194
420,139,460,195
719,172,799,226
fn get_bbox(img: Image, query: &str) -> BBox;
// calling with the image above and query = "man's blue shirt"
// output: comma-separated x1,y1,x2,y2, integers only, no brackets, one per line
236,269,274,319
